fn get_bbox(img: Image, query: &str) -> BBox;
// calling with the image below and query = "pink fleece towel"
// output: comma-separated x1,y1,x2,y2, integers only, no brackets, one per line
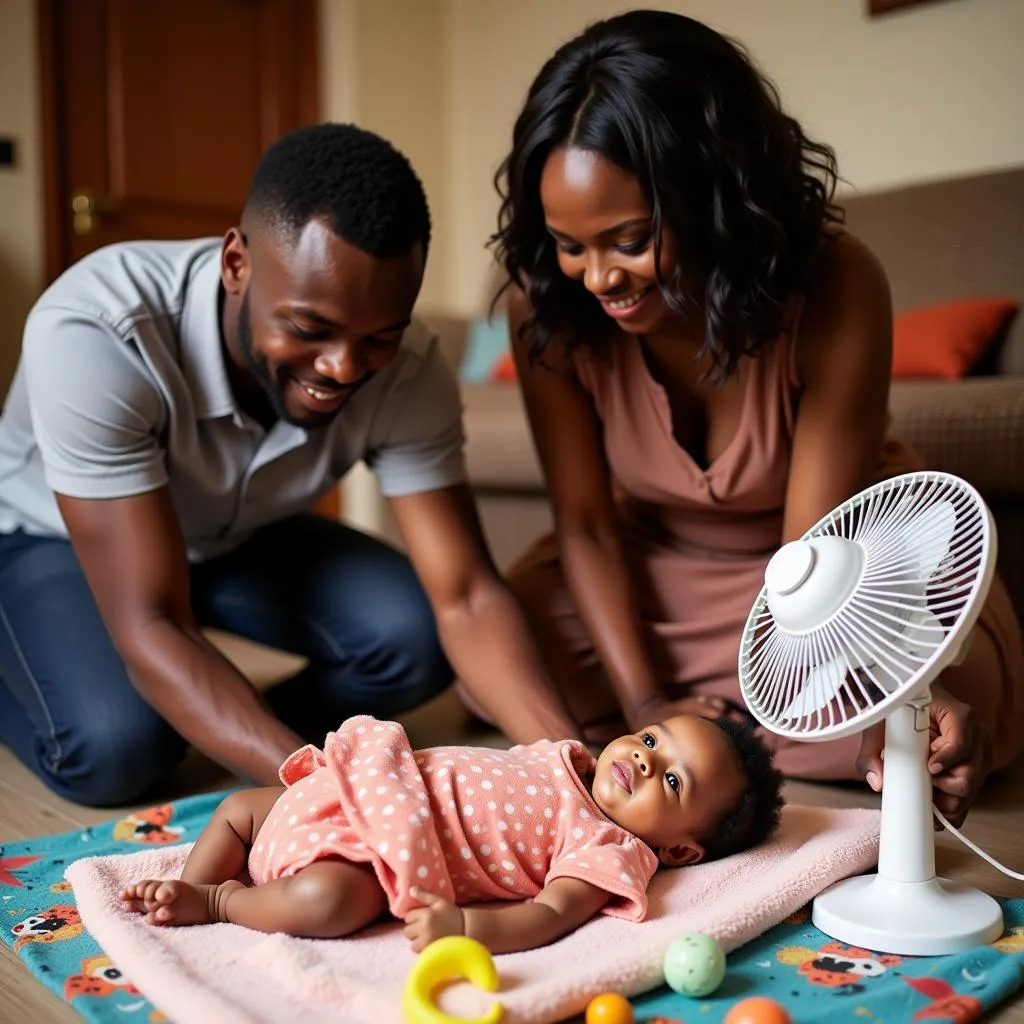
66,804,879,1024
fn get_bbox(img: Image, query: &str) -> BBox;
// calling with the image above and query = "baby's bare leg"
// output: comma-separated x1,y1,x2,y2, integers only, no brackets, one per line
181,787,284,885
124,859,388,937
216,859,387,937
119,787,284,918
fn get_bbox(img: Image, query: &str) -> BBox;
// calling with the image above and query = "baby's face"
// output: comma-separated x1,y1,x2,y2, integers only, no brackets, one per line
591,715,747,866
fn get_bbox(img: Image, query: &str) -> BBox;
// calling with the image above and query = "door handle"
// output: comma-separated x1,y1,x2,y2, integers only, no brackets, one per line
70,188,117,235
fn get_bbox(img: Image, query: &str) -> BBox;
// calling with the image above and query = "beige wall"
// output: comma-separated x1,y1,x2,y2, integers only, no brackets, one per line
3,0,1022,378
446,0,1024,314
319,0,452,314
0,0,43,398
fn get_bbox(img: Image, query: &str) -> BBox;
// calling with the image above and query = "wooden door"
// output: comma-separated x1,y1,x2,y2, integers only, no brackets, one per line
39,0,319,277
37,0,340,517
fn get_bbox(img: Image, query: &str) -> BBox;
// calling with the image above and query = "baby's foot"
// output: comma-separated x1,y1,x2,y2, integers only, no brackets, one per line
118,879,243,926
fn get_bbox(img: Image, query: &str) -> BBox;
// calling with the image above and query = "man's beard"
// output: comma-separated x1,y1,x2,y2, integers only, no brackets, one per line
236,291,335,428
235,291,289,422
235,291,377,429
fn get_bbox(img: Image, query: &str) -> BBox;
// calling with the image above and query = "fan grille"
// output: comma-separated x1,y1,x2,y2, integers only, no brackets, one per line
738,472,994,740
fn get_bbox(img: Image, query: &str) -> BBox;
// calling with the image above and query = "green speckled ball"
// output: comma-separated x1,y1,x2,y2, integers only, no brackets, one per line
662,932,726,998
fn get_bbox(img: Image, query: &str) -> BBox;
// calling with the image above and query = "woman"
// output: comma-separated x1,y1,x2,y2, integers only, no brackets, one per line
479,10,1023,827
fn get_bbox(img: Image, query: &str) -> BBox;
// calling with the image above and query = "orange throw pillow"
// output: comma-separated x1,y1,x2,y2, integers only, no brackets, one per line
892,297,1018,379
489,350,518,383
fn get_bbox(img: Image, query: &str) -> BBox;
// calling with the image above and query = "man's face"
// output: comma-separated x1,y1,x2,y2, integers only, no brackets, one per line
224,218,425,428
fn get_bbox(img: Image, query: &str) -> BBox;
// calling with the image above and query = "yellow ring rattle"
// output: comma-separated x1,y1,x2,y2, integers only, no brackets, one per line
402,936,504,1024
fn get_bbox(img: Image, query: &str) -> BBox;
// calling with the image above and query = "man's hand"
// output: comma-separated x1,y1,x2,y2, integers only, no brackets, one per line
389,484,581,745
402,887,465,952
856,685,992,829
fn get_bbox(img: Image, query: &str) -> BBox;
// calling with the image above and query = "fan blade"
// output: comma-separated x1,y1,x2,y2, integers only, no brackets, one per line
900,499,956,579
843,636,878,671
901,607,945,656
781,655,848,721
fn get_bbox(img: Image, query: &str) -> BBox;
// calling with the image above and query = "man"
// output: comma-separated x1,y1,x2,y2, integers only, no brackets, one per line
0,123,578,806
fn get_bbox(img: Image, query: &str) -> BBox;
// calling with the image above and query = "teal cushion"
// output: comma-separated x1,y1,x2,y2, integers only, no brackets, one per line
459,315,511,382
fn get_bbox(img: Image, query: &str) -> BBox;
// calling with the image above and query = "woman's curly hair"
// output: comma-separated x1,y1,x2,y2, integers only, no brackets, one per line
491,10,843,381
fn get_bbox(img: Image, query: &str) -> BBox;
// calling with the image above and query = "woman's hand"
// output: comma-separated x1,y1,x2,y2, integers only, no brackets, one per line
855,684,992,829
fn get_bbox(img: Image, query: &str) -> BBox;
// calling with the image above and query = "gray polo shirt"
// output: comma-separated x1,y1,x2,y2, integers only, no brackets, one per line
0,238,466,561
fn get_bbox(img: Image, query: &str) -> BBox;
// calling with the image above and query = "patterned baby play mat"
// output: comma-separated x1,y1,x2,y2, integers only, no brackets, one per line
2,792,1022,1023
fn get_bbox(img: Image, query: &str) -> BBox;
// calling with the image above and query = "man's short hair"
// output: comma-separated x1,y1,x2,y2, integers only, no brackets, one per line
701,717,785,861
245,122,430,258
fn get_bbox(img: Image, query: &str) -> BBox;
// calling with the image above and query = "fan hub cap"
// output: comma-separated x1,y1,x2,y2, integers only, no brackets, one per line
765,537,865,633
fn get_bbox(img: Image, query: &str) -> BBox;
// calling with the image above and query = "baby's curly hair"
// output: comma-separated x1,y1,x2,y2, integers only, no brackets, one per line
245,122,430,258
492,9,842,382
699,717,785,862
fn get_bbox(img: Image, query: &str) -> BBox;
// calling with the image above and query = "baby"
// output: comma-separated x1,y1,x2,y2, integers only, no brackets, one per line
120,714,783,954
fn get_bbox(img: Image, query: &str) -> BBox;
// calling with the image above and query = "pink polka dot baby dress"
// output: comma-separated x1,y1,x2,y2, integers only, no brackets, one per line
249,716,659,920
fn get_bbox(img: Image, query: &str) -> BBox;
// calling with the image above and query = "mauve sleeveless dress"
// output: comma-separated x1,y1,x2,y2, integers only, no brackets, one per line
506,316,1024,780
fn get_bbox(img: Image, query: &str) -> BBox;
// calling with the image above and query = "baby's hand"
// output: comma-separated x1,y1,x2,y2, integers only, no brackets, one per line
402,887,465,953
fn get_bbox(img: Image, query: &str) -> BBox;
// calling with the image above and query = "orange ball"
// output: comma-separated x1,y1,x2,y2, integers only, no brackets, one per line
723,996,793,1024
585,991,634,1024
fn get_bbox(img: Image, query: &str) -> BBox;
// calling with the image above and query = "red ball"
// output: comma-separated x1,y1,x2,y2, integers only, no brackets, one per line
585,991,634,1024
723,996,793,1024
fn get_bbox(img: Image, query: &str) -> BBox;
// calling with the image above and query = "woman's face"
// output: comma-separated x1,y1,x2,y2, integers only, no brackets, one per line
539,146,681,336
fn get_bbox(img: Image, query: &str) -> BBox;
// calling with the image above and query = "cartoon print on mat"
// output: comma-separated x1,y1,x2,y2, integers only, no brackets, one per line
112,805,185,845
11,903,84,951
50,880,72,893
62,953,170,1019
0,849,41,887
65,954,142,1001
783,905,811,925
776,941,903,992
993,926,1024,954
903,975,983,1022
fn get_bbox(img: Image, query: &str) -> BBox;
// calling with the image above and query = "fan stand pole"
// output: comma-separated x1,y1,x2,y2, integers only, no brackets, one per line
812,694,1004,955
877,697,936,883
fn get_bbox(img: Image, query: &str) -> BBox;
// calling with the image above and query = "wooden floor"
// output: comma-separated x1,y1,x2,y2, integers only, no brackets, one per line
2,635,1023,1023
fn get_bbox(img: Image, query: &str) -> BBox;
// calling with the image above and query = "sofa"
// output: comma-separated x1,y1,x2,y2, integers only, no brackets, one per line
401,167,1024,620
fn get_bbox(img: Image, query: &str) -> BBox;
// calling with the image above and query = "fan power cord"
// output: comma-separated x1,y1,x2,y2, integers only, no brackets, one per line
933,807,1024,881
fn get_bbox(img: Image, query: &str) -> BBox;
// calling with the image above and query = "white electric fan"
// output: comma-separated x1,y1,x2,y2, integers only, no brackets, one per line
738,470,1007,956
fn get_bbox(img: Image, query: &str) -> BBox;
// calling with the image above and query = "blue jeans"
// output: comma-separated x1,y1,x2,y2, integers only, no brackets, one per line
0,515,452,806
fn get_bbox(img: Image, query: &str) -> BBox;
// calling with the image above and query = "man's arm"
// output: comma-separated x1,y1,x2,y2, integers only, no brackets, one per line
58,488,303,784
388,483,580,744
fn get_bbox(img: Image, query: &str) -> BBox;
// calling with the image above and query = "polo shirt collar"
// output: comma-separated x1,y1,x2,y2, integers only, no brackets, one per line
179,245,241,421
177,242,316,456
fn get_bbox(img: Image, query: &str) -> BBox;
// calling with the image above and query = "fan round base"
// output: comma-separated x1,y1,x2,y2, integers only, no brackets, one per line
812,873,1004,956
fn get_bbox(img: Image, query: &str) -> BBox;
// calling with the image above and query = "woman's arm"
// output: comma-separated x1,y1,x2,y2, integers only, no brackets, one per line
508,285,665,729
786,232,991,822
782,231,893,542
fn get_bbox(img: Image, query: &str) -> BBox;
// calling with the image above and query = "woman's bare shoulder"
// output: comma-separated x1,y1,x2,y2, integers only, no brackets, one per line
808,229,889,308
799,229,891,362
790,225,888,395
506,280,580,378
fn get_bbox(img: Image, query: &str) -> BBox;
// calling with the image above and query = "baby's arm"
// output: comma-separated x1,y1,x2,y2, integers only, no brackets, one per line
403,879,610,954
